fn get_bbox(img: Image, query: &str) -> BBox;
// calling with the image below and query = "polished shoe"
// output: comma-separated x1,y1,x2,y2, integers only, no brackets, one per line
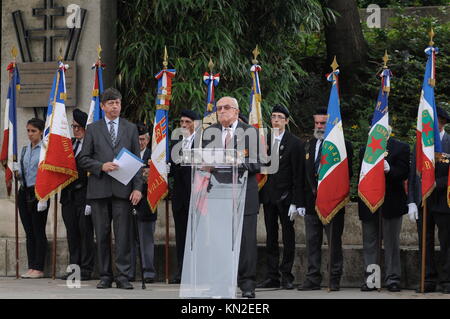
415,282,436,293
242,290,255,298
281,281,294,290
297,280,320,291
387,283,401,292
96,279,112,289
360,283,377,292
329,282,340,291
116,279,134,289
169,278,181,284
256,278,280,289
144,277,154,284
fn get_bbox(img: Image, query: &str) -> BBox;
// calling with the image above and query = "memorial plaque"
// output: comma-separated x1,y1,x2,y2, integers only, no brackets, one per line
16,62,77,107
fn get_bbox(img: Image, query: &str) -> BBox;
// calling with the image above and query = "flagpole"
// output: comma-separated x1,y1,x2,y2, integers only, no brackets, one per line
377,51,390,292
162,46,170,285
9,47,20,279
52,194,58,280
165,197,170,284
377,207,383,292
51,50,64,281
420,199,427,293
14,176,19,278
419,28,437,294
327,220,333,292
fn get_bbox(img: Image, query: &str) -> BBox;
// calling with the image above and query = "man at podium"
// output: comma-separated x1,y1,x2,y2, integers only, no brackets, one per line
200,96,261,298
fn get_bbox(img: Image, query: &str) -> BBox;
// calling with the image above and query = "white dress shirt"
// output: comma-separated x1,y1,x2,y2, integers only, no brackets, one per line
221,120,238,147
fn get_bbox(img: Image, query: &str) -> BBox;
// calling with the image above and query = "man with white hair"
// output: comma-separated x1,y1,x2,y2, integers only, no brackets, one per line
201,96,261,298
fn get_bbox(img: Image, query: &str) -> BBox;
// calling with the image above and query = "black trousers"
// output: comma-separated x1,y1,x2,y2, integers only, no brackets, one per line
433,212,450,287
304,209,345,285
172,204,189,280
90,197,132,281
263,202,295,283
61,201,95,274
416,208,438,284
238,213,258,292
18,187,49,271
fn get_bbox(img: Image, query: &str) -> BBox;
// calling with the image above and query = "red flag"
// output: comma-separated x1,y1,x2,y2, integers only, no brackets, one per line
35,62,77,200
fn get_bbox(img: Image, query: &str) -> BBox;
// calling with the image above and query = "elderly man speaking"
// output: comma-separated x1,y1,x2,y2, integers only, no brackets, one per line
201,96,261,298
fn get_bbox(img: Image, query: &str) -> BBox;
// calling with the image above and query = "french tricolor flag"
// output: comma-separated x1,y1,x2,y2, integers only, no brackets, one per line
0,63,20,196
415,45,441,203
86,61,105,125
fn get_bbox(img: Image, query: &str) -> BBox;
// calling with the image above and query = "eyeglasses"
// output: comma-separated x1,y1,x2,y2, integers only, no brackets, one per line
271,114,286,120
71,124,83,130
216,105,236,111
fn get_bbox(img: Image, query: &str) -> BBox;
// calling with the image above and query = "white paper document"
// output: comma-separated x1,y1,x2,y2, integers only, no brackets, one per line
107,148,143,185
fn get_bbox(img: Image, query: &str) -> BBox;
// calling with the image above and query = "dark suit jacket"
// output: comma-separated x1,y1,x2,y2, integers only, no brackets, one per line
170,130,202,213
78,118,143,200
202,121,261,215
260,130,305,207
429,132,450,214
358,138,410,221
135,147,157,221
303,137,353,215
60,138,88,206
408,132,450,213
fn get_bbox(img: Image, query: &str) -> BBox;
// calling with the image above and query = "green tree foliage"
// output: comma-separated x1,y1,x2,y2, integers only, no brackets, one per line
288,13,450,200
116,0,334,127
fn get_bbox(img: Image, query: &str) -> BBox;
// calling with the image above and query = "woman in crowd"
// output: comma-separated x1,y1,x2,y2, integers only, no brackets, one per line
18,118,49,279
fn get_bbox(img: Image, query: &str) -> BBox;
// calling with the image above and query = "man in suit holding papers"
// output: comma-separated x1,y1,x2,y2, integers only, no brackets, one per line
79,88,143,290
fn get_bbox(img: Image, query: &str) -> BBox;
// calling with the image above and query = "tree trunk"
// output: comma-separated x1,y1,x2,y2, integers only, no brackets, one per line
324,0,368,96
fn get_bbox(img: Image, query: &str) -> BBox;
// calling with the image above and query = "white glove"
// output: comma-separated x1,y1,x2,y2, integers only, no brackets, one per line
407,203,419,222
297,207,306,217
384,160,390,173
288,204,297,221
37,200,47,212
166,163,171,174
84,205,91,216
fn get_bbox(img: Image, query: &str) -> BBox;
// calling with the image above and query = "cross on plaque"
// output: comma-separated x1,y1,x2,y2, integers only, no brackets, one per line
26,0,69,61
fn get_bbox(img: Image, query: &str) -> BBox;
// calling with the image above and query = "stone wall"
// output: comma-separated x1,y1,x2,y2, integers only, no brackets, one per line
0,0,117,199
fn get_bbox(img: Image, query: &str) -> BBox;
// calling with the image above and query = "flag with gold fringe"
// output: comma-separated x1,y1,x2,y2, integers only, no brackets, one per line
248,46,267,190
202,59,219,128
315,58,350,224
358,64,392,213
147,55,175,212
415,35,441,205
35,61,78,200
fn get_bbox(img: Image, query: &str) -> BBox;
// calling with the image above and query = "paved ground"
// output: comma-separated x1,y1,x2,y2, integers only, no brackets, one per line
0,277,449,299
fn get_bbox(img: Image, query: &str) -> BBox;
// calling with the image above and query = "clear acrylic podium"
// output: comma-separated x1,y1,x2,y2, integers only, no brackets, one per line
179,148,248,299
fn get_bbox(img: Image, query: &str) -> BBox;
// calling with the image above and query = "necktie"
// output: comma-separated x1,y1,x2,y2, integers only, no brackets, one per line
224,128,232,148
182,138,190,150
109,121,116,147
73,140,80,156
314,139,324,175
272,138,280,155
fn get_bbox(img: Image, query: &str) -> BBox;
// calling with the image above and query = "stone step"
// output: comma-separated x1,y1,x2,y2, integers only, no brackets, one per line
0,238,437,289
